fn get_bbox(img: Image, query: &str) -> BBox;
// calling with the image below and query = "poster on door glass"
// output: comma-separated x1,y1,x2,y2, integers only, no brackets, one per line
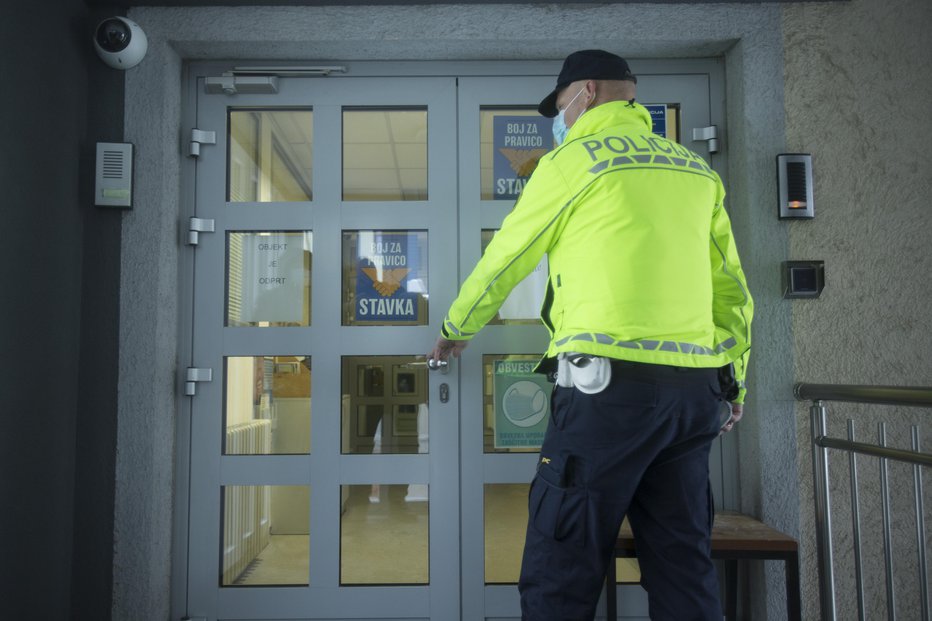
344,230,428,326
643,104,666,138
497,255,548,321
231,231,312,326
642,103,680,142
481,229,545,325
493,116,553,200
493,358,551,449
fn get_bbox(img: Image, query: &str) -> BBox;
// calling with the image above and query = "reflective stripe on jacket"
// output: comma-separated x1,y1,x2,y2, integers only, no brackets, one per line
442,100,753,402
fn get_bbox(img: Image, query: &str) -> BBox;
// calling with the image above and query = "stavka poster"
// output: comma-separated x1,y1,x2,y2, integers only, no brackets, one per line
355,232,422,323
493,116,552,200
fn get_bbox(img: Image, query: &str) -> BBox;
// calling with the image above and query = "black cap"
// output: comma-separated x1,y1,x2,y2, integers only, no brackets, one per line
538,49,637,118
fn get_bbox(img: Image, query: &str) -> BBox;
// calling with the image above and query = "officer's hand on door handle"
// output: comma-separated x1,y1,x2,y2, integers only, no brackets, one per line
428,336,468,367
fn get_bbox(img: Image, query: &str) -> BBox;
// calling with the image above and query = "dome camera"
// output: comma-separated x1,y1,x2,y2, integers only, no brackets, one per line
94,17,147,69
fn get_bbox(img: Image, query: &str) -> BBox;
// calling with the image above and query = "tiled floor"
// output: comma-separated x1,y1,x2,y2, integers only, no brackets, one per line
484,483,528,583
233,534,309,586
340,484,429,585
233,483,640,586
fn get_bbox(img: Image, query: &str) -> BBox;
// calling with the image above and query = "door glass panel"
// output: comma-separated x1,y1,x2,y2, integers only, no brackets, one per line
616,559,642,583
224,356,311,455
340,484,429,584
341,356,429,455
221,485,309,586
613,516,642,583
480,107,552,200
481,229,546,325
483,355,551,453
226,231,313,327
228,109,313,202
343,107,427,201
484,483,528,584
342,230,429,326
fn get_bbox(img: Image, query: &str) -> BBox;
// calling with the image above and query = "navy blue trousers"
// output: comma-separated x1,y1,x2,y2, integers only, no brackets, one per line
518,360,724,621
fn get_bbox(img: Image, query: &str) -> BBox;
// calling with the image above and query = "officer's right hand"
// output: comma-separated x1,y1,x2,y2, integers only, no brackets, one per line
719,402,743,435
427,336,468,364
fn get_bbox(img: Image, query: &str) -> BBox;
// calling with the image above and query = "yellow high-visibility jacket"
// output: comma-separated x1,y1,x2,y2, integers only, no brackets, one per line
443,100,753,402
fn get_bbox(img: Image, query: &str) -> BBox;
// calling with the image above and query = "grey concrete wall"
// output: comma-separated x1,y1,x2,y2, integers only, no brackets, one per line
72,8,126,619
120,3,795,619
0,1,83,615
723,31,798,621
0,1,123,618
784,0,932,619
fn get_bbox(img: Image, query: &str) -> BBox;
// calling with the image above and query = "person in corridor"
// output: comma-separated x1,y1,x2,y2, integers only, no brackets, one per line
428,49,753,620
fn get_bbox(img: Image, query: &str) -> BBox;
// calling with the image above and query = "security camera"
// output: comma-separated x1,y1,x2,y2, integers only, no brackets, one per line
94,17,147,70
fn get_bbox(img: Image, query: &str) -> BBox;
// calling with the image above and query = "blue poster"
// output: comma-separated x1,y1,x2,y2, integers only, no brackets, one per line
644,104,667,138
356,232,420,322
493,116,553,200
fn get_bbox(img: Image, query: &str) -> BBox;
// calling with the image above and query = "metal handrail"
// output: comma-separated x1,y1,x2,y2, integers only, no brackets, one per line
794,383,932,407
796,382,932,621
816,436,932,467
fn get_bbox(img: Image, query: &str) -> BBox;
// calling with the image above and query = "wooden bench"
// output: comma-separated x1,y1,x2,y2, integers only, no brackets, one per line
604,511,801,620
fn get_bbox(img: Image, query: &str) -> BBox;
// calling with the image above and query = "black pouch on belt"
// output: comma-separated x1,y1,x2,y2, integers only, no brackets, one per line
718,363,740,402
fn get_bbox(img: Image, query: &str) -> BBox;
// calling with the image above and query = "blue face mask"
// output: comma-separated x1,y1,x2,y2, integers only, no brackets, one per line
551,87,587,146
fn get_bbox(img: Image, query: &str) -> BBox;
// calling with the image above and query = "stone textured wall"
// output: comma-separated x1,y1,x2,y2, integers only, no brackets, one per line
113,43,184,621
783,0,932,618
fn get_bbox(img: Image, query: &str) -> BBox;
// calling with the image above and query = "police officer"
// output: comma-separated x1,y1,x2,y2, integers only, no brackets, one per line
428,49,752,620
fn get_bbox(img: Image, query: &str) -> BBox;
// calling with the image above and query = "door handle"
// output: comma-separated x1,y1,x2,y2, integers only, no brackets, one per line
406,359,450,374
427,359,448,373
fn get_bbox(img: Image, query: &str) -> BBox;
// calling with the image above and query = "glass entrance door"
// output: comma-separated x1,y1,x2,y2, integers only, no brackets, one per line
186,76,460,620
181,63,726,621
455,72,725,620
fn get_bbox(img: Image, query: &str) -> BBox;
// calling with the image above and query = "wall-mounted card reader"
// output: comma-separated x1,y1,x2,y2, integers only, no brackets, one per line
777,153,814,219
95,142,133,208
782,260,824,299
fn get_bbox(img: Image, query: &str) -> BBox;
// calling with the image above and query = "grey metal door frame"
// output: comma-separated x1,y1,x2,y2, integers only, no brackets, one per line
176,58,729,621
185,75,460,620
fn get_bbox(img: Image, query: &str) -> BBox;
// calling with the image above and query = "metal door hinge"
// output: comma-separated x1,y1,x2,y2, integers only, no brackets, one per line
184,367,213,397
691,125,720,154
188,128,216,158
187,217,215,246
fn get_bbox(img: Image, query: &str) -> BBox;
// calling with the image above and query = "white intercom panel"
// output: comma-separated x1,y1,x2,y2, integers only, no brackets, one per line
95,142,133,208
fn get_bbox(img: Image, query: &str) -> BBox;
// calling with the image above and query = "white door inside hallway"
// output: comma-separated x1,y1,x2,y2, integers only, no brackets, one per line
178,60,731,621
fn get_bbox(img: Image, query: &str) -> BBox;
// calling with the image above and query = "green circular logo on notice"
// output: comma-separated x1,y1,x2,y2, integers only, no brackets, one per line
502,381,548,428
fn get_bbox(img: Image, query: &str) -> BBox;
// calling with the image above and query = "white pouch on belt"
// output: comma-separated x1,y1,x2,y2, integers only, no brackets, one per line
556,353,612,394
